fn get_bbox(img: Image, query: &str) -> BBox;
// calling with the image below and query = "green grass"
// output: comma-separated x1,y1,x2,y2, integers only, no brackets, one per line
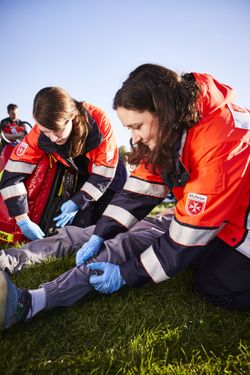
0,204,249,374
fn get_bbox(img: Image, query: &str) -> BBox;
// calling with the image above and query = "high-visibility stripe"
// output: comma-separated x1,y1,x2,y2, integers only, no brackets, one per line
0,182,27,199
5,159,37,174
140,245,170,283
228,103,250,130
103,204,137,228
92,163,115,178
124,177,168,198
81,181,103,201
169,217,222,246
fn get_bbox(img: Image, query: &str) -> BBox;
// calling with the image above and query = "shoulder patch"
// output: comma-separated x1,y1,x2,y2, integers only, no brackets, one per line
16,142,28,157
185,192,207,216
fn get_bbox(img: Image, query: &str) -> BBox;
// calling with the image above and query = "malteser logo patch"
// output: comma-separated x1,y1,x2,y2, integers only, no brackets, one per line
186,193,207,216
16,142,28,157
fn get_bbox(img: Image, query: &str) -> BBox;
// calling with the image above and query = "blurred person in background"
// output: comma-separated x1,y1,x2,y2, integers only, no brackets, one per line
0,104,28,150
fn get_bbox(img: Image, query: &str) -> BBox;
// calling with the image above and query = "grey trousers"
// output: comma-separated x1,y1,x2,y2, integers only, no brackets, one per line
0,217,169,309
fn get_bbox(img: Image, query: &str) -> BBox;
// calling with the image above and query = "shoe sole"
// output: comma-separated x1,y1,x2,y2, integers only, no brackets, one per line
0,271,8,331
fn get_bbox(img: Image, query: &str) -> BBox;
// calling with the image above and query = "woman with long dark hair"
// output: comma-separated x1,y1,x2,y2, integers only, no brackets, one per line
82,64,250,310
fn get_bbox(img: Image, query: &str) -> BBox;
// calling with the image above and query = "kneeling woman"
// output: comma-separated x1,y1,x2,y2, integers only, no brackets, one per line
0,87,127,240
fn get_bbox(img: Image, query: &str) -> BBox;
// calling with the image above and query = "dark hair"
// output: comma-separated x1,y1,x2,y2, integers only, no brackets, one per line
113,64,201,175
7,103,18,112
33,87,89,157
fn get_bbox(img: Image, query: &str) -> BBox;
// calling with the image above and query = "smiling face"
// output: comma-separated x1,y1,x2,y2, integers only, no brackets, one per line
38,119,73,145
116,107,159,150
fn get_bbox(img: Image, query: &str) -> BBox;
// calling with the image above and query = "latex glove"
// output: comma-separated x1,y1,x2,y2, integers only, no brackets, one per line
76,235,104,266
87,262,126,294
16,218,45,240
53,200,79,227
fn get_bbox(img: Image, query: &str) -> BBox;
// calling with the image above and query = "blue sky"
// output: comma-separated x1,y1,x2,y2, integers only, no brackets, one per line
0,0,249,148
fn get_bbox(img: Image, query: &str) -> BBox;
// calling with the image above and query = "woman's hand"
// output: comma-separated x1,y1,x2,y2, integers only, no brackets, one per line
53,200,79,227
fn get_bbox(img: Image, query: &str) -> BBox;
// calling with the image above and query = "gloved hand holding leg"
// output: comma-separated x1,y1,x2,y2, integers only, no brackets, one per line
76,234,104,266
53,200,79,227
87,262,126,294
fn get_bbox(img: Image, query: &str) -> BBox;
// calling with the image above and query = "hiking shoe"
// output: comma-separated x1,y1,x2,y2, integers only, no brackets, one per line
0,271,31,331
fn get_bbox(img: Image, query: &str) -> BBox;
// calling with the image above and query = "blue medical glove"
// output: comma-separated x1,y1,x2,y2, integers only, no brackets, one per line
53,200,79,227
87,262,126,294
76,235,104,266
16,218,45,240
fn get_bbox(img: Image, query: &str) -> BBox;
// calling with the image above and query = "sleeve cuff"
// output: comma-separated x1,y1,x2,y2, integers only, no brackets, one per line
6,196,29,217
70,190,93,209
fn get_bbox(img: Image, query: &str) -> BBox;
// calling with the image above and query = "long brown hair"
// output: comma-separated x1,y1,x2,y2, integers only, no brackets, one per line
113,64,201,175
33,87,89,157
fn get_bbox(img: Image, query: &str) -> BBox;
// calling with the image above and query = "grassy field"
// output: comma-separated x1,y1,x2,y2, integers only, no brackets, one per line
0,205,249,374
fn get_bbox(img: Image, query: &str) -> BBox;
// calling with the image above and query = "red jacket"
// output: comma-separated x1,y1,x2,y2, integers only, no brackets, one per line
0,103,126,217
93,73,250,286
0,118,26,134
